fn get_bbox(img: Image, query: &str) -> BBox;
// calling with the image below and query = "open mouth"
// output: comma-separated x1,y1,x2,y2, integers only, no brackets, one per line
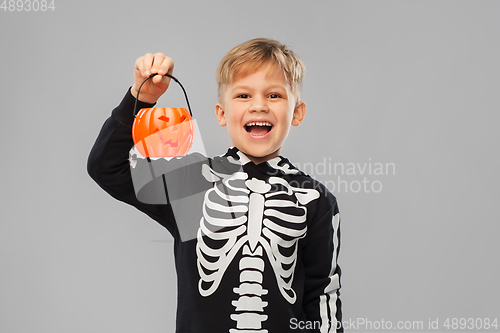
245,121,273,136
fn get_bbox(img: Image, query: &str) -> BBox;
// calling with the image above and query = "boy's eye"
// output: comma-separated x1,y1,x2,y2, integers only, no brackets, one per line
237,94,249,99
269,94,281,99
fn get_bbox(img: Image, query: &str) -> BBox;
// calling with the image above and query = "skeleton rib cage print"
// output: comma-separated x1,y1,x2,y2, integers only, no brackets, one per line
198,161,321,332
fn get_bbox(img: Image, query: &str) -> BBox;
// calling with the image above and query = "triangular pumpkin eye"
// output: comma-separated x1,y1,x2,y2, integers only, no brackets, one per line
158,115,170,122
180,115,187,122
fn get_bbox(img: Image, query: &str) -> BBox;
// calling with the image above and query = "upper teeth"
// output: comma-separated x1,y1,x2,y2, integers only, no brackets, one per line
246,122,272,127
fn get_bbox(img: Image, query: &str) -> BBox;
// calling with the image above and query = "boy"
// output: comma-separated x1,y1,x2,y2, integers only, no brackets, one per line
88,38,342,332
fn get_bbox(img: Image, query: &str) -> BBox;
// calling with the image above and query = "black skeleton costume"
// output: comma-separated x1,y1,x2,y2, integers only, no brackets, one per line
88,89,343,332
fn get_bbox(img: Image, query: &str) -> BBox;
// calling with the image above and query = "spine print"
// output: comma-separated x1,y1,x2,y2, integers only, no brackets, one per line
230,179,271,332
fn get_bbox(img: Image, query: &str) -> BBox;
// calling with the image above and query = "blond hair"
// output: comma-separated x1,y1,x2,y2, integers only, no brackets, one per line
216,38,305,105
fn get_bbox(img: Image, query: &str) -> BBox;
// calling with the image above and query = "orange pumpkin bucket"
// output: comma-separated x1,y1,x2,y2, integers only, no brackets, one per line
132,73,195,157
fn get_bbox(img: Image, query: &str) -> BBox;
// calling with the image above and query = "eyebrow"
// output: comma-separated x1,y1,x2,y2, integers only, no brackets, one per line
231,84,287,91
230,85,252,91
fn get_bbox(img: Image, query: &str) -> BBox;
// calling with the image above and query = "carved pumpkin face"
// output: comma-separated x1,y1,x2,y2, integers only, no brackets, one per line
132,107,194,157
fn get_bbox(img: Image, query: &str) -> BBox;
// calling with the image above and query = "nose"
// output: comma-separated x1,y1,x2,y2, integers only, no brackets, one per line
248,95,269,113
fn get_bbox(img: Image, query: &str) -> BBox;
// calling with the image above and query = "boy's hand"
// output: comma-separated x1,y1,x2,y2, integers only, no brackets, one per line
131,53,174,104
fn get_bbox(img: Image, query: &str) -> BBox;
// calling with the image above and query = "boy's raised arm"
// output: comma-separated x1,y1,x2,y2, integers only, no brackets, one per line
87,53,178,234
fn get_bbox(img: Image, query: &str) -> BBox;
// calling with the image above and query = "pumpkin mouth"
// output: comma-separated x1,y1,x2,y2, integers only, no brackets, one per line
245,121,273,135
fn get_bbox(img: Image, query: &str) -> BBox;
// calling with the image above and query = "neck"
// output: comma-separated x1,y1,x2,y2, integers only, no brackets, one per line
240,149,281,165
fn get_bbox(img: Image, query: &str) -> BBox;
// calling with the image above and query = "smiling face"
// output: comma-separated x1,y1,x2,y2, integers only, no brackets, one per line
215,63,306,164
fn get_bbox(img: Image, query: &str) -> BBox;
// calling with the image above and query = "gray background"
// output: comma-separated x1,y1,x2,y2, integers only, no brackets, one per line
1,0,499,332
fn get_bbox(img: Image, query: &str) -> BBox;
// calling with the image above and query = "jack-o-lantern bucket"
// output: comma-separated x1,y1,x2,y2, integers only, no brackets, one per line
131,73,195,157
132,107,194,157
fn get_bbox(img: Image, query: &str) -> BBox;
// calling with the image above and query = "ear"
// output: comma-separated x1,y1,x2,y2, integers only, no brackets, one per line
291,101,306,126
215,103,227,126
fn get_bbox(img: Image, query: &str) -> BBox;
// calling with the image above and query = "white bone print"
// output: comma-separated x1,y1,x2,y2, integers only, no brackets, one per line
196,163,320,332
